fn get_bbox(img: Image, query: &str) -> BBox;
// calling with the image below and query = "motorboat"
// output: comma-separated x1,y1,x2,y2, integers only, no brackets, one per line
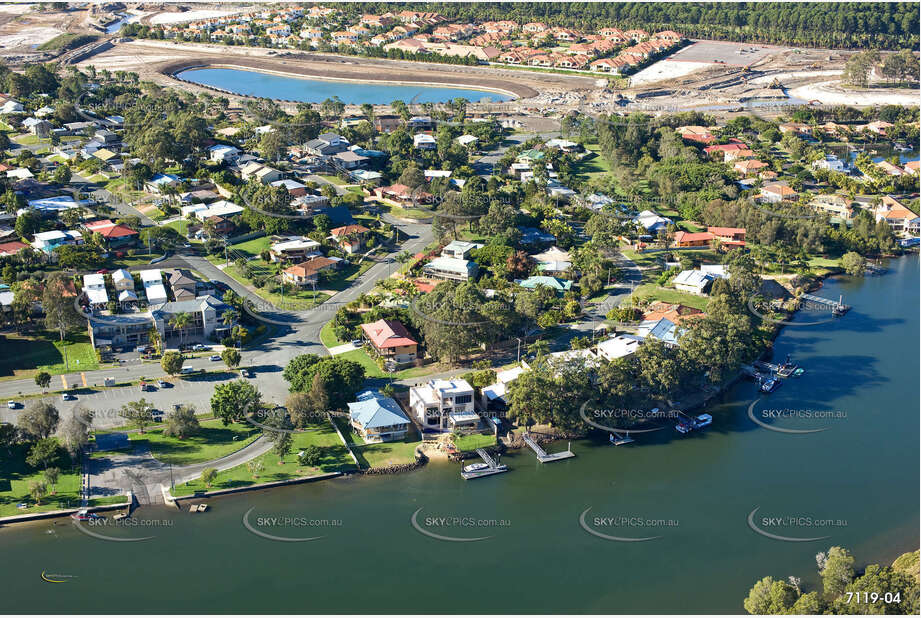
70,509,103,521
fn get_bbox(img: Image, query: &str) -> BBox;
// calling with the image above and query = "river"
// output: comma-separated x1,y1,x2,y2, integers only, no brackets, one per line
175,67,515,105
1,255,917,613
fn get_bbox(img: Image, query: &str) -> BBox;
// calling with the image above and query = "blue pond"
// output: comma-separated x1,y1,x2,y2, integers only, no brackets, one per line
175,67,514,105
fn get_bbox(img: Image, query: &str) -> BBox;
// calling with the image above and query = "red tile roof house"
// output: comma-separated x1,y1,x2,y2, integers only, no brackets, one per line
373,184,432,206
330,224,371,254
673,231,714,248
360,318,418,366
708,226,746,247
83,219,139,250
0,240,29,257
282,256,340,287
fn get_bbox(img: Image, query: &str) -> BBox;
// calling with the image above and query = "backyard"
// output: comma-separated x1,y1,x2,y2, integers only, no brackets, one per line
333,417,422,468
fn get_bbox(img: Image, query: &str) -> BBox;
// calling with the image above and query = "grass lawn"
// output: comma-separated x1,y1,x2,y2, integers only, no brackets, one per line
332,417,421,469
0,332,100,378
452,433,497,452
335,348,439,380
629,284,709,311
222,264,331,308
128,419,260,466
108,252,161,270
576,145,613,181
12,134,43,146
322,260,375,292
171,420,356,496
318,174,347,186
0,444,83,516
227,236,271,257
320,321,347,348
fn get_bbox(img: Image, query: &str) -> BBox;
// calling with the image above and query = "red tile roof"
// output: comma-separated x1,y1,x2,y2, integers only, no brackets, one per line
0,240,28,256
360,319,417,349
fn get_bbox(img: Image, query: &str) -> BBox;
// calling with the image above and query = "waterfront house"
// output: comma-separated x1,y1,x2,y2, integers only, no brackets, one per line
348,390,411,443
360,318,418,367
810,194,853,219
409,378,477,432
637,317,681,346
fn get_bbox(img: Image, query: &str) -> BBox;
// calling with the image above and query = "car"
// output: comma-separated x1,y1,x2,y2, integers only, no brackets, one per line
192,344,210,352
180,366,197,375
351,339,364,347
62,393,75,401
157,380,170,388
7,400,18,409
96,269,109,274
240,369,252,378
209,354,221,361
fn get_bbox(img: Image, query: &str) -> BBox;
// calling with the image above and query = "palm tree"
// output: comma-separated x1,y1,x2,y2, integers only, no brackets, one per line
169,312,192,349
222,309,240,346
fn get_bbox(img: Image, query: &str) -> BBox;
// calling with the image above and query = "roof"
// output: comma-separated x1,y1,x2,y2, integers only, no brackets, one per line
639,317,680,345
360,319,417,349
330,224,370,237
708,226,745,236
348,391,410,429
673,270,713,289
519,275,572,291
763,183,797,196
151,294,226,317
0,240,28,256
112,268,132,284
673,231,713,244
597,335,642,360
423,256,478,276
84,219,138,239
285,256,338,277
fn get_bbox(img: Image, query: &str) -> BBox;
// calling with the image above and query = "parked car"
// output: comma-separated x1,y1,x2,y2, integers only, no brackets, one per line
7,400,18,409
156,380,170,388
209,354,221,361
62,393,75,401
351,339,364,347
192,344,210,352
240,369,252,378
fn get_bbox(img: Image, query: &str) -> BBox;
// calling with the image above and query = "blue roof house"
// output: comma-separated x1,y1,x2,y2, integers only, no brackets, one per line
347,390,412,443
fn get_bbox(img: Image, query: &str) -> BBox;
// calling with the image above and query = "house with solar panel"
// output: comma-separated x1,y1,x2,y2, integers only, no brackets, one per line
347,390,412,443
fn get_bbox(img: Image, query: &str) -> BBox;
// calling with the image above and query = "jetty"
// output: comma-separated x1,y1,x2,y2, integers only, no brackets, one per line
523,433,576,462
460,448,509,480
800,293,850,315
609,431,635,446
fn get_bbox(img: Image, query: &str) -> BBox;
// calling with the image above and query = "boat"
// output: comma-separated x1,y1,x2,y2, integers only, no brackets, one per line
693,414,712,429
113,512,129,521
760,377,781,393
792,368,804,377
70,509,104,521
197,504,209,512
463,462,490,474
676,421,693,434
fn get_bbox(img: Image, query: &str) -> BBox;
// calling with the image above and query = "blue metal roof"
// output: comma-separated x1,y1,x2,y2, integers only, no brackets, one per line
348,391,410,429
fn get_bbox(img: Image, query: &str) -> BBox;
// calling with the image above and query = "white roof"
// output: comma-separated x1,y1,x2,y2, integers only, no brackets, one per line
673,269,713,288
596,335,642,360
545,138,578,149
424,169,452,178
83,273,105,288
456,134,478,145
84,287,109,305
413,133,436,145
197,200,244,219
271,237,320,252
0,290,13,307
496,365,526,384
118,289,138,302
699,264,728,279
112,268,133,284
7,168,33,179
139,269,162,283
33,230,69,242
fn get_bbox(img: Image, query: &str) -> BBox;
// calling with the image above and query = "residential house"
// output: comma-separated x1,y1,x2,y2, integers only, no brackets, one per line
140,269,168,305
348,390,411,443
481,365,526,409
209,144,240,163
810,194,853,219
707,226,746,246
812,155,847,173
333,150,369,170
760,183,798,203
518,275,572,294
0,240,29,257
422,256,479,281
672,231,714,248
282,256,340,286
409,378,477,431
270,179,308,197
269,236,322,262
413,133,437,150
595,334,643,361
633,210,673,233
875,196,919,235
83,219,138,250
88,313,153,350
31,230,83,254
168,269,198,301
360,318,418,367
330,224,371,254
440,240,479,260
877,160,905,177
81,273,109,309
145,173,180,193
672,269,714,295
637,316,681,346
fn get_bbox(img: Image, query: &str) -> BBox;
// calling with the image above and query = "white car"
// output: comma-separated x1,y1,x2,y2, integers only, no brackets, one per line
209,354,221,361
7,400,18,409
62,393,75,401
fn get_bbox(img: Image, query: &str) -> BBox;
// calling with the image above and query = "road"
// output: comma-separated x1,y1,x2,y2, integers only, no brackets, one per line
0,214,432,428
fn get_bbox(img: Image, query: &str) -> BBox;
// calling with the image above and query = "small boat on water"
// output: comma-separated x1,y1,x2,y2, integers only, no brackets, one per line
463,462,490,474
70,509,103,521
760,377,781,393
676,414,712,434
792,367,805,377
113,513,129,521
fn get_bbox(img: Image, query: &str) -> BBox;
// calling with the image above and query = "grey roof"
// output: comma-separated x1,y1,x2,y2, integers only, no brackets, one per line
151,294,225,317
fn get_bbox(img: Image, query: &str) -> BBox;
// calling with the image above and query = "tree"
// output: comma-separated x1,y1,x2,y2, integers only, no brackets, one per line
163,405,200,439
272,431,292,464
221,348,241,369
121,399,155,434
161,351,184,375
52,164,72,185
29,481,48,505
34,371,51,391
298,444,323,467
43,273,83,342
840,251,866,276
26,438,62,470
821,546,855,599
43,467,60,494
210,380,261,425
60,406,93,457
200,467,217,488
168,312,192,348
18,401,59,439
742,576,799,614
247,458,264,479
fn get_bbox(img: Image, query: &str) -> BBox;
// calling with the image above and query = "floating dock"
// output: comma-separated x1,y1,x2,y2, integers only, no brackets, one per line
609,431,635,446
523,434,576,462
460,448,509,480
